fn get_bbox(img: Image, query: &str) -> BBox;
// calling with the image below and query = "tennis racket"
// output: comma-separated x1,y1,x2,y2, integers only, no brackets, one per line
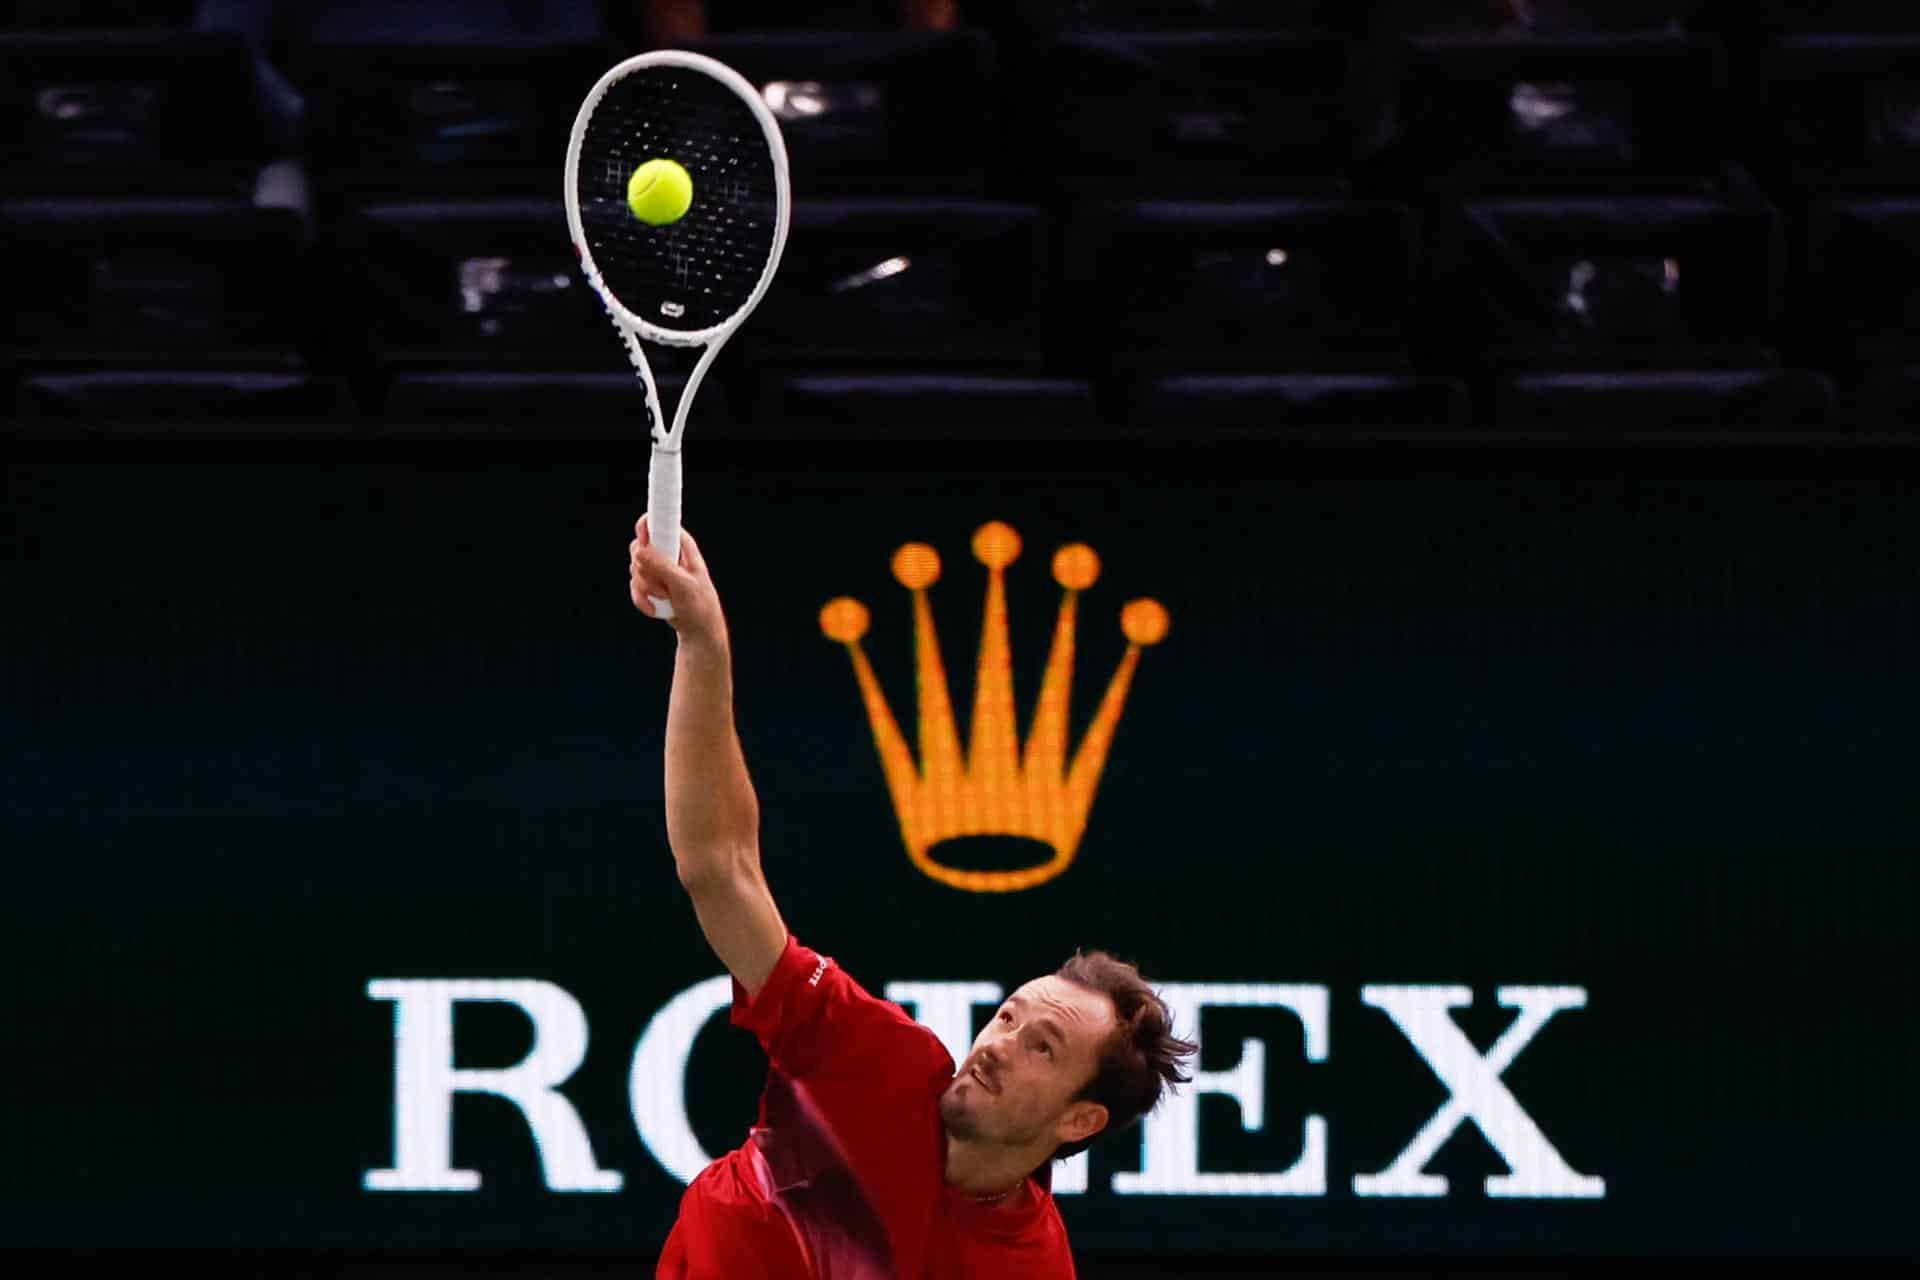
565,50,790,620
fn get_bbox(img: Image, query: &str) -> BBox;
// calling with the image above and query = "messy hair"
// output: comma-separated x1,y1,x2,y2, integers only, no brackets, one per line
1052,949,1198,1161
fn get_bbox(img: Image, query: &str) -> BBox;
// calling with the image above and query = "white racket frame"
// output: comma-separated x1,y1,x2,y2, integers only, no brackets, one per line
564,50,791,620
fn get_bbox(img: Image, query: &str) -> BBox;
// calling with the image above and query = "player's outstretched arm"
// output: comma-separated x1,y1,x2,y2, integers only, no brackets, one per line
630,516,788,998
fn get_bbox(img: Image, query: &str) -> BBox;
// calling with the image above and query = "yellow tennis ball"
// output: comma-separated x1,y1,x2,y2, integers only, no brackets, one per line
627,158,693,226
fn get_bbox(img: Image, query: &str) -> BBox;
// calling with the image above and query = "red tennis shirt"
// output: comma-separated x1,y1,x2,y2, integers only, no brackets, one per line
656,936,1077,1279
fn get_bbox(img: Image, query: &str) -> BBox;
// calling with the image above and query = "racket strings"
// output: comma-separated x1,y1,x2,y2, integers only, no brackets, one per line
576,67,779,335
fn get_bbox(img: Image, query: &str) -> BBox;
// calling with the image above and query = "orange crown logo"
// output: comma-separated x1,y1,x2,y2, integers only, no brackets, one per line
819,521,1168,893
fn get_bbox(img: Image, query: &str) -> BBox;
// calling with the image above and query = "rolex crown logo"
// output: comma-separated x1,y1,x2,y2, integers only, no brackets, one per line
819,521,1168,893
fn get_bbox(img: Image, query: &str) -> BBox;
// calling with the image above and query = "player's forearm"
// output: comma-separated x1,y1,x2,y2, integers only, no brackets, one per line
663,630,762,885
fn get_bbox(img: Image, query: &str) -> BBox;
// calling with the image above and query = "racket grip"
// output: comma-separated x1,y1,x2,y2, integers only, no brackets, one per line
646,445,684,621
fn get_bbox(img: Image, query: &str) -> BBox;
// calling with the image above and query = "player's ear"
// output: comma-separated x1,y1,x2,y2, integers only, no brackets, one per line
1056,1100,1108,1147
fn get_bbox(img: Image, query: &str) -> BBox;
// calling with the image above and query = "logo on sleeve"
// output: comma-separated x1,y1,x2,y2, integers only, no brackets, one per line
807,956,830,988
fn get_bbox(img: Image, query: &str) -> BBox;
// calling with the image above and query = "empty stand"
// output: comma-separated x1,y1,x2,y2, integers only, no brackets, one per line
16,368,347,428
3,197,306,359
1806,198,1920,370
749,370,1099,437
1759,34,1920,193
687,31,996,195
751,200,1046,366
0,30,266,196
1111,371,1470,432
1493,367,1834,429
337,198,603,366
2,194,336,427
1374,31,1730,195
0,6,1915,433
1012,30,1358,196
1425,195,1781,371
1058,200,1418,371
289,35,614,197
330,196,678,428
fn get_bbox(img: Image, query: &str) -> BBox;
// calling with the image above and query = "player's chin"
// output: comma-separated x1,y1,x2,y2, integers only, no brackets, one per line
937,1088,976,1135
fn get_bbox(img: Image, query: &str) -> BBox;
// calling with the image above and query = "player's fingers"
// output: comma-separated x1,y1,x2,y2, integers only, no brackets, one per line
635,515,701,578
632,554,668,587
677,527,708,576
635,513,667,552
632,542,693,590
631,566,672,613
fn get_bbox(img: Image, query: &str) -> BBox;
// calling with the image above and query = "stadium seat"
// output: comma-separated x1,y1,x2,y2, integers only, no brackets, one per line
685,31,995,195
1492,368,1835,429
1756,34,1920,192
288,36,614,195
1377,1,1702,35
1057,200,1417,371
1370,31,1731,195
749,200,1045,367
2,2,193,30
1,197,309,362
2,194,326,427
1737,1,1920,34
0,30,267,196
749,370,1099,436
335,198,607,368
1806,198,1920,371
635,0,919,33
995,1,1338,34
1110,371,1471,432
331,196,659,424
13,369,349,430
1852,365,1920,427
375,370,706,436
1011,30,1358,196
1424,196,1782,371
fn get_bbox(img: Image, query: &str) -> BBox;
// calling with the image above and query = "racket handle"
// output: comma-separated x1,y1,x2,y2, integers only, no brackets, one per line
646,445,683,622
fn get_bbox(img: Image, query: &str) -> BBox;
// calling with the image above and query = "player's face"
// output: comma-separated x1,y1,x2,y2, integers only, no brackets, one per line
939,976,1116,1149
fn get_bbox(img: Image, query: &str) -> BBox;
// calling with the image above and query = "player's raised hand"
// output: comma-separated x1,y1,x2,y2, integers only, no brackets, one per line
631,516,726,643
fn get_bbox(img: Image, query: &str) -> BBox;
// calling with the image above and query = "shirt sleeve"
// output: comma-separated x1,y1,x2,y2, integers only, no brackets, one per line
731,936,952,1084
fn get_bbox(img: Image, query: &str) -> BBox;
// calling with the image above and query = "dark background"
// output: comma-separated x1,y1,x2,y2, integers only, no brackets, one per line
4,440,1918,1270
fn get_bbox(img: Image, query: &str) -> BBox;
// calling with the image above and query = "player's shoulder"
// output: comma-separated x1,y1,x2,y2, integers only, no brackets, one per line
802,946,953,1067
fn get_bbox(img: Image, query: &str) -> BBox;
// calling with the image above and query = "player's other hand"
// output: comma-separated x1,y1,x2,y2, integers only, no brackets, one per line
630,516,726,645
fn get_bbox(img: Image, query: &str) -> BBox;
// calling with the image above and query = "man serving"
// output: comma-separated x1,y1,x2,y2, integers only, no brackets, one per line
630,517,1196,1279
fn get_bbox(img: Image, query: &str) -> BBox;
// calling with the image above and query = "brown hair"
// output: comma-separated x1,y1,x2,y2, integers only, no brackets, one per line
1051,949,1198,1162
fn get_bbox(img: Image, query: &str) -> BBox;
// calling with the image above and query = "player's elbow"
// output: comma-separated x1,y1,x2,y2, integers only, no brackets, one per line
673,843,759,894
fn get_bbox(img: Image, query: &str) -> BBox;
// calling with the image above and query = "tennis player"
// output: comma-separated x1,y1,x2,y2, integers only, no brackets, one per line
630,517,1197,1279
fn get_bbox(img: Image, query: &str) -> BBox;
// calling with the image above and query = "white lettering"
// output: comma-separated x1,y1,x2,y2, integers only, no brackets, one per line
1112,984,1329,1196
629,975,734,1185
364,979,621,1193
364,976,1604,1201
1351,985,1604,1199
